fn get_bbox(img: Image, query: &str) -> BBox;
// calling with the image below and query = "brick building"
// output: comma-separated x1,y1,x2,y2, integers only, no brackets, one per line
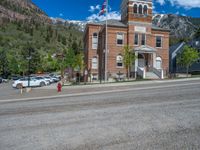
84,0,170,81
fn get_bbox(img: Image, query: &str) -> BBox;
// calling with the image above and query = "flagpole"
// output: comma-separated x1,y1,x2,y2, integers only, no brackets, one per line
105,0,108,81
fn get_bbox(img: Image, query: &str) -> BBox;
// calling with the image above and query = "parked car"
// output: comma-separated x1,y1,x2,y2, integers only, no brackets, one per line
12,75,22,81
12,77,48,89
35,76,51,85
33,77,51,85
0,77,8,83
43,76,54,83
51,76,60,82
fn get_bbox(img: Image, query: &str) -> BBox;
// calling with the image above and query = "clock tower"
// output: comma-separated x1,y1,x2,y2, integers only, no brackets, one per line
121,0,153,24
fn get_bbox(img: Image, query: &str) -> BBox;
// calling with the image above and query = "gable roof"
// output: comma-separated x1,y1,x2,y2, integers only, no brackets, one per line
152,25,170,32
88,19,127,28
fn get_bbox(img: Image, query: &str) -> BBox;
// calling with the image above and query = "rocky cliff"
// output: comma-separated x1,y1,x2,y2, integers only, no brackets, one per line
0,0,51,23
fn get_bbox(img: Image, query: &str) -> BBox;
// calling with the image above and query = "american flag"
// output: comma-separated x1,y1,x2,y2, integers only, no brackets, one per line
99,0,107,16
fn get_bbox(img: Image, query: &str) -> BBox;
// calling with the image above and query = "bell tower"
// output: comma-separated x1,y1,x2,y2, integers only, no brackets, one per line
121,0,153,24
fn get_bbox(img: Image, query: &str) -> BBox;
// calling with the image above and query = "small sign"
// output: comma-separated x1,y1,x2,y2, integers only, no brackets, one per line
84,70,88,75
135,26,146,33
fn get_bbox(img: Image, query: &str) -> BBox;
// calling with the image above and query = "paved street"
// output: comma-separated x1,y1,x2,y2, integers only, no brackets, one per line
0,79,200,149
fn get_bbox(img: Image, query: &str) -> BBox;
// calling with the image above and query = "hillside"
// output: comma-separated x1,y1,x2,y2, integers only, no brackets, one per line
0,0,84,77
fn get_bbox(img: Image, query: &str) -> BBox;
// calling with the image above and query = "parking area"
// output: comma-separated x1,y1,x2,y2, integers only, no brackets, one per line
0,81,59,100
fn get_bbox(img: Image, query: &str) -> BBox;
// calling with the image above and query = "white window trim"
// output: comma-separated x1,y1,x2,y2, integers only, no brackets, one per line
143,5,148,15
116,55,124,68
91,56,98,69
116,33,124,46
156,36,163,48
141,34,146,46
134,33,139,46
92,33,98,50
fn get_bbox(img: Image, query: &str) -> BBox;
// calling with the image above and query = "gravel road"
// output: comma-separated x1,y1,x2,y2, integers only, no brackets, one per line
0,80,200,150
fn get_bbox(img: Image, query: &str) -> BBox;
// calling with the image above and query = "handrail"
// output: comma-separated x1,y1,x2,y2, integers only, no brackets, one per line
153,68,164,79
137,67,146,79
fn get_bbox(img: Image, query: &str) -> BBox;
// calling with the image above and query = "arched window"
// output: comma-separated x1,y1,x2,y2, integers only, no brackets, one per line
139,5,143,14
143,5,148,15
133,4,138,14
156,57,162,69
92,56,98,69
116,54,123,67
92,33,98,49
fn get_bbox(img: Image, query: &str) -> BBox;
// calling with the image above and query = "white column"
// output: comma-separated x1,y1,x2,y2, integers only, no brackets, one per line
135,51,138,72
153,52,156,68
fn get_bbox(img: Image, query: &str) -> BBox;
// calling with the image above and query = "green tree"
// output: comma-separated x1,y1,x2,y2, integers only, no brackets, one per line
73,52,84,83
177,45,199,77
123,45,136,79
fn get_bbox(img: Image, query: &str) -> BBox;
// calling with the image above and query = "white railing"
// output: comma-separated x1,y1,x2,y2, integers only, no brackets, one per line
153,68,164,79
137,67,146,79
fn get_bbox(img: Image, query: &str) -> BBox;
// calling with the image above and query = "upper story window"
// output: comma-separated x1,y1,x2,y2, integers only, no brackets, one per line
92,33,98,49
143,5,148,15
134,33,139,45
139,5,143,14
133,4,138,14
92,56,98,69
116,54,123,67
141,34,146,45
156,36,162,48
117,33,124,45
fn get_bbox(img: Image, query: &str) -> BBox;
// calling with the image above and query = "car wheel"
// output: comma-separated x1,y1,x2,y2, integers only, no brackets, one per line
16,83,23,89
40,82,45,87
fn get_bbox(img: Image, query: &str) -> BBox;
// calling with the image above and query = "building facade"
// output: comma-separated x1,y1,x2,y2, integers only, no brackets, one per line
84,0,170,81
170,38,200,74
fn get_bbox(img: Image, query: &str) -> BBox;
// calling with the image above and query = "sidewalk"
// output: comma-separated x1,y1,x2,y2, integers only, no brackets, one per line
0,77,200,102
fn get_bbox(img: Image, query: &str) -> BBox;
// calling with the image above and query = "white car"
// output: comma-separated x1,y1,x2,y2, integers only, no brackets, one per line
12,77,48,89
34,76,51,85
43,76,54,83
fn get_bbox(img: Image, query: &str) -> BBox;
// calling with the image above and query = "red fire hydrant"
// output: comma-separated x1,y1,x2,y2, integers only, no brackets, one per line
57,82,62,92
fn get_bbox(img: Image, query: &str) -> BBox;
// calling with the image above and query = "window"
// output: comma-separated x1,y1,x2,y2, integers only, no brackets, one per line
116,54,123,67
92,33,98,49
141,34,146,45
143,5,148,15
134,33,139,45
156,36,162,47
133,4,138,14
117,33,124,45
92,56,98,69
139,5,142,14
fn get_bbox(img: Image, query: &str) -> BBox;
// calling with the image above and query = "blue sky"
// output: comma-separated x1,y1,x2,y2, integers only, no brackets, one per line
32,0,200,21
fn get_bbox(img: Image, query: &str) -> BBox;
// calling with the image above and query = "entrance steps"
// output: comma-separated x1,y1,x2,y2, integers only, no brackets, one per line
146,72,160,79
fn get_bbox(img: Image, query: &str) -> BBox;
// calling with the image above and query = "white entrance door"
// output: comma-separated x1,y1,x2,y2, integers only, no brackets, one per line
156,57,162,69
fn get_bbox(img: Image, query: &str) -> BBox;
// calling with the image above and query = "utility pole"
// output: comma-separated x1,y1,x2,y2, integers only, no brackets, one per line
105,0,108,81
27,48,32,87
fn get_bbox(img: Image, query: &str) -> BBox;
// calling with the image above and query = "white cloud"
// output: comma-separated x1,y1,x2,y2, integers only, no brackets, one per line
169,0,200,8
155,0,200,8
89,5,100,12
86,11,121,22
156,0,165,5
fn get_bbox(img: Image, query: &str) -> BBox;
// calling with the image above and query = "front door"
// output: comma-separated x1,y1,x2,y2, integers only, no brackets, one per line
138,54,145,68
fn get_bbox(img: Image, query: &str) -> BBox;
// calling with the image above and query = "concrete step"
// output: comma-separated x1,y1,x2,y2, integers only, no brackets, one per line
146,72,160,79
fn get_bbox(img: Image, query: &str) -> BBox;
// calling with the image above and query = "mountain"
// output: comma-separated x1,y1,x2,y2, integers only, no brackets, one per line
50,17,87,32
51,14,200,39
153,14,200,39
0,0,51,23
